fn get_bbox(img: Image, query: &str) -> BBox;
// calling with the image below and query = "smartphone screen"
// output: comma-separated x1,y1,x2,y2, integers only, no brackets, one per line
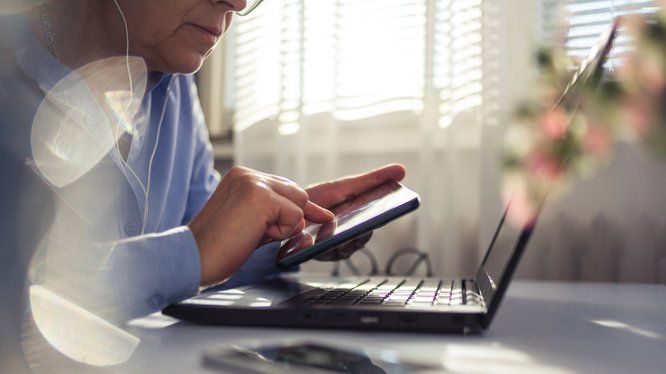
275,181,420,269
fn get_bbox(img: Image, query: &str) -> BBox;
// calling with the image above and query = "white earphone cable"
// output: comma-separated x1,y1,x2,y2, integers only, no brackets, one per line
111,0,170,235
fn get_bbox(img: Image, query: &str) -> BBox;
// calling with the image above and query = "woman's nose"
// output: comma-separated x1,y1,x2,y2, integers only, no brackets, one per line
212,0,246,13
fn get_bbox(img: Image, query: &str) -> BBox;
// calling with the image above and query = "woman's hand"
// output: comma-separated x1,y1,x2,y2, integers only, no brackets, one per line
306,164,406,261
188,166,334,286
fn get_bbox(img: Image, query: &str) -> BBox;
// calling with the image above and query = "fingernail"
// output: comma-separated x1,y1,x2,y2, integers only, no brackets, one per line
324,208,334,218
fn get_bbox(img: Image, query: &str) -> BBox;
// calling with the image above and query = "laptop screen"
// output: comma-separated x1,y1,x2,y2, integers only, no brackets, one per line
479,204,523,292
475,200,535,323
475,20,618,326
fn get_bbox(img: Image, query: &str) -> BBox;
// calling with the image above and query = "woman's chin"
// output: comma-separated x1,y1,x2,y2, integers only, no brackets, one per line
169,53,206,74
153,49,207,74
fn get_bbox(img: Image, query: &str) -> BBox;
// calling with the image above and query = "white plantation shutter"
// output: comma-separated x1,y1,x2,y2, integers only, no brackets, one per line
332,0,426,121
231,1,284,132
564,0,659,58
435,0,484,128
229,0,484,134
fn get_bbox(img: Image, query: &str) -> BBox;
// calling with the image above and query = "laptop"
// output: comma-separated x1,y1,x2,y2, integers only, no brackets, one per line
163,21,618,334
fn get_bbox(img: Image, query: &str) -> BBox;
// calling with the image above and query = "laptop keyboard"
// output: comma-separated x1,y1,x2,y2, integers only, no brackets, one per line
284,278,482,308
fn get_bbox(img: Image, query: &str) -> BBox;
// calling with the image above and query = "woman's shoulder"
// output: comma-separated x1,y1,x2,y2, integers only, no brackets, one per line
0,15,22,80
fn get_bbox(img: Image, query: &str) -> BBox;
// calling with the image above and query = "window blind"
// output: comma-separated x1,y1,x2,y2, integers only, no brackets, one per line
229,0,485,134
564,0,659,58
435,0,484,128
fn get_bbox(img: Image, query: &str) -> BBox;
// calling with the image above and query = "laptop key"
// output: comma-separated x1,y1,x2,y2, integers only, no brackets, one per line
376,283,400,292
411,298,435,304
439,280,453,293
465,279,480,292
434,295,451,305
406,303,435,309
346,291,366,298
355,284,378,292
451,281,462,292
359,299,384,305
383,300,407,307
451,281,463,297
329,298,358,306
418,280,441,293
282,288,330,305
465,298,480,306
393,279,418,291
368,290,390,297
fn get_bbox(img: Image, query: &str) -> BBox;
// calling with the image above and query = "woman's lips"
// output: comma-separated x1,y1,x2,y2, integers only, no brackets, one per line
188,23,222,45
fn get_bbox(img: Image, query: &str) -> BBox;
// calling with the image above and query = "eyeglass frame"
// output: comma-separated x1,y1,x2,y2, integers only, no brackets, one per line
331,246,434,277
236,0,265,16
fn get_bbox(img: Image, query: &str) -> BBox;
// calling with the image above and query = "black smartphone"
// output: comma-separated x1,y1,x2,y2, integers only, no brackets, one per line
202,341,440,373
275,181,420,269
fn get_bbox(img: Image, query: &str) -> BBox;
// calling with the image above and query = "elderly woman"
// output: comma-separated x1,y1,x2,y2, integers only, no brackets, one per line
0,0,405,326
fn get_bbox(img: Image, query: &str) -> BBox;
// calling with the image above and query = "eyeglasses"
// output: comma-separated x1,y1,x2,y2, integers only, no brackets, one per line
236,0,265,16
331,247,433,277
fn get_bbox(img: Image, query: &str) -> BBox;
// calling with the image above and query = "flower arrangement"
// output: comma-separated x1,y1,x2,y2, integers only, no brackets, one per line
503,7,666,228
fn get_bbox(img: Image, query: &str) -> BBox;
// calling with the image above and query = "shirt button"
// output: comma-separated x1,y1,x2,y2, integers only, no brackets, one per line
124,222,138,236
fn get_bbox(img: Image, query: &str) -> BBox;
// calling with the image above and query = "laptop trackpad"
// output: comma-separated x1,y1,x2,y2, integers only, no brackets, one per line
190,278,314,308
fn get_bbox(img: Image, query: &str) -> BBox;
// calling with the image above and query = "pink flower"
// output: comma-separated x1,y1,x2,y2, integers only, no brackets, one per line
539,109,569,140
527,150,564,182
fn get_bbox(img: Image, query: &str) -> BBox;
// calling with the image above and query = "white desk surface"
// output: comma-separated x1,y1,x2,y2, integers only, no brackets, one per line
120,281,666,374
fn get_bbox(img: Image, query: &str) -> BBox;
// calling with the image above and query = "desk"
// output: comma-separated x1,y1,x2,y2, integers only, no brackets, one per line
121,281,665,373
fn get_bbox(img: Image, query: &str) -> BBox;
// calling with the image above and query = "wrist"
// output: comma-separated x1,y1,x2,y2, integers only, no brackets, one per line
187,221,215,286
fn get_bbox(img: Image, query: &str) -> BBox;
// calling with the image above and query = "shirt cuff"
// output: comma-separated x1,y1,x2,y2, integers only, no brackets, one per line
108,226,201,318
153,226,201,305
213,242,299,291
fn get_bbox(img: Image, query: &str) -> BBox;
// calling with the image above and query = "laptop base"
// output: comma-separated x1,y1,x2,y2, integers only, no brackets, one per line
163,275,485,334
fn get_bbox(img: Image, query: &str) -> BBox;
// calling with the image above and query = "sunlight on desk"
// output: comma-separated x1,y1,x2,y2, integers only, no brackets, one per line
126,313,179,330
591,319,664,340
440,343,571,374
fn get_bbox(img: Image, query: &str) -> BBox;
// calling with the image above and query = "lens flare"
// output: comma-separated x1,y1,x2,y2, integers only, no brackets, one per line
31,56,147,188
29,285,139,366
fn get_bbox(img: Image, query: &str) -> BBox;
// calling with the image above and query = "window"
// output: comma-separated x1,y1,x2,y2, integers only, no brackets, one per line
227,0,486,134
563,0,659,58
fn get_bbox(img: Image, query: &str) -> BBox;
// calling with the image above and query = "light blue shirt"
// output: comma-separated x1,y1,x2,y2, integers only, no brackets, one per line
0,15,283,323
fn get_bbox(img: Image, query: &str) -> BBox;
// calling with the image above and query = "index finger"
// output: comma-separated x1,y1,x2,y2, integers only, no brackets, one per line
307,164,406,208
